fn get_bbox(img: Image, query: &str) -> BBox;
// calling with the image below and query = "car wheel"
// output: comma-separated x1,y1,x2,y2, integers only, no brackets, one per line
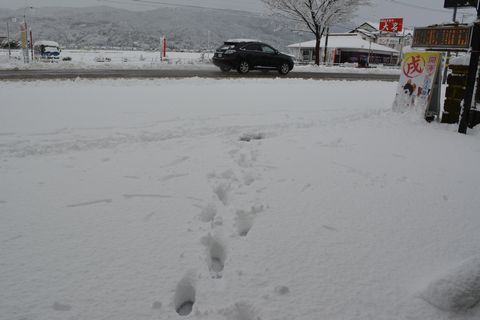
237,61,250,74
220,65,231,73
278,63,290,75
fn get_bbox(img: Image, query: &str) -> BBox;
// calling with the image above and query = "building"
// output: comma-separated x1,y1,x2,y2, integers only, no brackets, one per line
351,21,413,53
288,33,399,65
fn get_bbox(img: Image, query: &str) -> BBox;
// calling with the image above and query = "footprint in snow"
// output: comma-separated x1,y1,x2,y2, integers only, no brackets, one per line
202,234,227,277
174,273,196,316
242,171,257,186
274,285,290,295
198,203,217,223
235,150,260,168
213,182,231,206
219,301,260,320
234,205,264,237
239,132,265,142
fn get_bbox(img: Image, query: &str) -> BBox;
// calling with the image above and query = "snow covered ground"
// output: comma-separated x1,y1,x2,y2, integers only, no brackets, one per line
1,78,479,320
0,49,400,74
0,49,213,70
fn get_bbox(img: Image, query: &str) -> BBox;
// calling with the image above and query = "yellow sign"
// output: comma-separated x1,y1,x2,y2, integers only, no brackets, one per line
20,23,27,49
21,31,27,49
393,52,442,114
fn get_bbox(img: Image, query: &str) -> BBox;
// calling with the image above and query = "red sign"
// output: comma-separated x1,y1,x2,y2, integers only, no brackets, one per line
379,18,403,33
403,54,425,78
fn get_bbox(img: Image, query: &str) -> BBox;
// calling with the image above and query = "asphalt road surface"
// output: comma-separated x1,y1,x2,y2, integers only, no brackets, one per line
0,68,400,81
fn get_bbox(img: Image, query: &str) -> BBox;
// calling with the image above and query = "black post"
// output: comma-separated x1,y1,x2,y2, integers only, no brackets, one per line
458,6,480,133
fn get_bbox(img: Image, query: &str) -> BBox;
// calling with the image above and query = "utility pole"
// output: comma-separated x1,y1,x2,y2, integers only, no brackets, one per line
207,30,210,58
30,29,34,61
458,2,480,134
6,20,11,58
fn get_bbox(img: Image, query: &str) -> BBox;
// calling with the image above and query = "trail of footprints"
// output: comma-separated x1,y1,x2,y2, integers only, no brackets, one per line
173,141,269,317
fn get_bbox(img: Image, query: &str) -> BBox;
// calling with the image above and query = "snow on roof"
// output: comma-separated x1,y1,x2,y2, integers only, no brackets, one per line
225,39,260,43
33,40,60,47
288,33,399,54
354,28,378,38
366,21,380,30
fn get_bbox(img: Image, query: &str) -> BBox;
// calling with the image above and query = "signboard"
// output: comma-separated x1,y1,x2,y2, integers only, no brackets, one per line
380,18,403,33
444,0,478,8
393,52,442,118
377,36,400,47
412,25,472,49
20,22,27,49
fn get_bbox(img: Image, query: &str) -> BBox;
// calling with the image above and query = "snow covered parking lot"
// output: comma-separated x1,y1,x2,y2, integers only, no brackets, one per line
1,78,480,320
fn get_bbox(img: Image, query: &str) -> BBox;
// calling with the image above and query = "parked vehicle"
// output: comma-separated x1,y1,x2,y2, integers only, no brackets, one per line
33,40,61,61
212,39,294,75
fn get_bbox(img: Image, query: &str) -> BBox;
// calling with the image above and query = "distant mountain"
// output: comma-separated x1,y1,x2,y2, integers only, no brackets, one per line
0,6,311,51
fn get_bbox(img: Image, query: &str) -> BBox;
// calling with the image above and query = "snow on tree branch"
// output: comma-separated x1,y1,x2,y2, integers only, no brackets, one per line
261,0,370,65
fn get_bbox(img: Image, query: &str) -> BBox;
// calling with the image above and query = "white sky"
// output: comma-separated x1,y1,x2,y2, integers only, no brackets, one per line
0,0,477,27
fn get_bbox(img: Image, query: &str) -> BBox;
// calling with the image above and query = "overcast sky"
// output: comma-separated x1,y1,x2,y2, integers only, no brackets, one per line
0,0,477,27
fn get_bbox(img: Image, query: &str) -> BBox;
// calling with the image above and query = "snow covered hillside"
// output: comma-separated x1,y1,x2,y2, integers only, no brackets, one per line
0,78,479,320
0,6,302,51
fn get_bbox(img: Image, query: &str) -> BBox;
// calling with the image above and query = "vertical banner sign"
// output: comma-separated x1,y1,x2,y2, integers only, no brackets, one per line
20,22,27,49
380,18,404,33
393,52,442,115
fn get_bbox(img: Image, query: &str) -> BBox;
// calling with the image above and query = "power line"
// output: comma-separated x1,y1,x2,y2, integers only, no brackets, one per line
387,0,453,13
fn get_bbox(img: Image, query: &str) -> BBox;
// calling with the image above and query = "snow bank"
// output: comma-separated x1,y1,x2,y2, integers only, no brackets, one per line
0,49,213,70
294,64,400,75
450,54,471,66
421,257,480,312
1,49,400,75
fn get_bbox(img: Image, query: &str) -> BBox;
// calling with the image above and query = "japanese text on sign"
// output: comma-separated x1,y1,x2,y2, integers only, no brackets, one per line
379,18,404,33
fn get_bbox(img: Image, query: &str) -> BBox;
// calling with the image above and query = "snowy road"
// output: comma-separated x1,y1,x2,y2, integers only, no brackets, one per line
0,68,400,81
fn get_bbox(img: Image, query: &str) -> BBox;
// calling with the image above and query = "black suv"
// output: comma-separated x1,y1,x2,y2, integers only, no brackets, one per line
212,40,294,75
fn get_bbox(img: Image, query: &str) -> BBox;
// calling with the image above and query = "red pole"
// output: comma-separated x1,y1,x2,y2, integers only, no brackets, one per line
29,30,34,60
163,36,166,58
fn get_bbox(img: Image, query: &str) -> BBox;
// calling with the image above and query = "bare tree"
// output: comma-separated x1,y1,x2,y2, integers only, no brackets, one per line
261,0,370,65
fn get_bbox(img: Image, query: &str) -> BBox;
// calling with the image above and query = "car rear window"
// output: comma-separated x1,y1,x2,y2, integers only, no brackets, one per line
218,44,236,50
